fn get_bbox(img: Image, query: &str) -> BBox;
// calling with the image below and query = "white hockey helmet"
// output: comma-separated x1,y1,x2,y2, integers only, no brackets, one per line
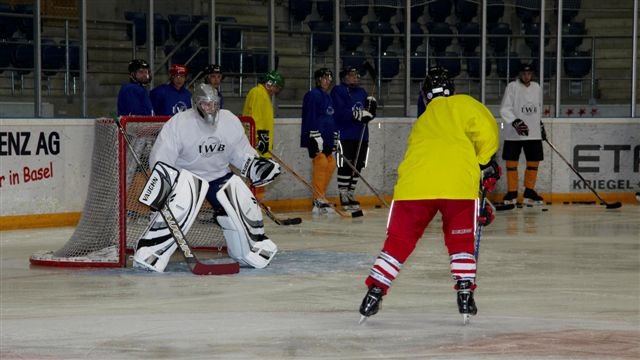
192,83,220,124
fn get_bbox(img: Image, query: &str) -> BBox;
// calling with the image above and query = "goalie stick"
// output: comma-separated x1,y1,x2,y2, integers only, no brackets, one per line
257,201,302,226
544,139,622,209
114,117,239,275
268,150,364,218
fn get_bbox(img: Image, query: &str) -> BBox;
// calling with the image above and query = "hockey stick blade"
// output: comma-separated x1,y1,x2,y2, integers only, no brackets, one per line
279,217,303,225
258,201,302,226
605,202,622,209
494,203,516,211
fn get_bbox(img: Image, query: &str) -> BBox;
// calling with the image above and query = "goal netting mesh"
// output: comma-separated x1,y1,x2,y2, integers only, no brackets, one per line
29,116,247,268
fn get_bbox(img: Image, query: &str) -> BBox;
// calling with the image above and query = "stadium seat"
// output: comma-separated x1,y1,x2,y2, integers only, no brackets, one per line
344,1,368,23
411,3,426,22
457,22,480,54
496,52,521,79
154,15,171,46
221,50,241,73
410,52,428,80
0,4,19,40
341,21,364,52
169,14,195,43
488,22,512,54
341,50,366,76
374,51,400,80
465,52,492,79
454,0,478,23
0,41,13,73
515,0,540,24
124,11,146,46
555,0,581,24
396,21,424,53
486,0,505,24
562,21,585,53
11,42,33,75
434,51,461,78
289,0,312,22
532,53,557,80
523,22,551,54
428,0,453,22
373,1,397,23
308,21,333,53
367,21,395,53
14,4,34,40
217,16,241,49
563,50,591,79
41,39,64,77
317,1,334,22
427,22,453,53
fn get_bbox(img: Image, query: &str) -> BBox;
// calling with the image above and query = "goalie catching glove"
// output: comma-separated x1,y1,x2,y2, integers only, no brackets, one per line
480,160,501,193
240,155,281,187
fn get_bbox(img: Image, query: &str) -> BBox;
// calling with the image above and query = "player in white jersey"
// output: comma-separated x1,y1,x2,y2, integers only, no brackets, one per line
133,83,281,271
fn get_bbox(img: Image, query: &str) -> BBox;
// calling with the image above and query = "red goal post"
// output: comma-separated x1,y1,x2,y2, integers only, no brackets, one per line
29,115,257,268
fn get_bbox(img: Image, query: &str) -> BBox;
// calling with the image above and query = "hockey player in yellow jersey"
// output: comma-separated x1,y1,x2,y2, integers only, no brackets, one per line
359,66,501,324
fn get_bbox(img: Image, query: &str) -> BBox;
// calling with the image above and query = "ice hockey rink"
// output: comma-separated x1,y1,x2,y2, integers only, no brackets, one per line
1,203,638,359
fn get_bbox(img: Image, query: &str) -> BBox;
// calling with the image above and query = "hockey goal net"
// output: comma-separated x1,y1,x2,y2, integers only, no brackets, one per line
30,115,256,268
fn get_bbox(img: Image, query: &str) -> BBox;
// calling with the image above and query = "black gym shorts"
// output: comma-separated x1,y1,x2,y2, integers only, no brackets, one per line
502,140,544,162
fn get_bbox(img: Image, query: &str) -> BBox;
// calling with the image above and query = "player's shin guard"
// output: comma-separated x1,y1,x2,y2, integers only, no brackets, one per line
133,236,178,272
216,175,277,268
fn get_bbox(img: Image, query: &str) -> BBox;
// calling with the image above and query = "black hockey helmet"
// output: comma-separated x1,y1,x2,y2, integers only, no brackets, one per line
203,64,222,75
339,64,359,79
128,59,150,73
520,62,534,73
314,67,333,81
421,66,454,102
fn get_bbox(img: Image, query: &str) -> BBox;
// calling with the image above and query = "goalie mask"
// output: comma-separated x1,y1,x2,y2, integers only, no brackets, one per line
421,66,454,103
192,83,220,125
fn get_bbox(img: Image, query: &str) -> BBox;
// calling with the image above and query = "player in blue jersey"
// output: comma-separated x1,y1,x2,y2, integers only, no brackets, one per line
330,65,377,212
150,64,192,116
117,59,153,116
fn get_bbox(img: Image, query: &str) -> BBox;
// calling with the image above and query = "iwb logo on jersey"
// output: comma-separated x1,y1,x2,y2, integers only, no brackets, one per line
520,102,538,114
199,136,225,158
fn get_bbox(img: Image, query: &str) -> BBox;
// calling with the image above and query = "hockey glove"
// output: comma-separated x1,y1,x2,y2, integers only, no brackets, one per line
540,121,547,141
256,130,270,154
308,130,323,158
512,119,529,136
353,108,375,123
364,96,378,117
478,203,495,226
480,160,501,193
241,156,281,187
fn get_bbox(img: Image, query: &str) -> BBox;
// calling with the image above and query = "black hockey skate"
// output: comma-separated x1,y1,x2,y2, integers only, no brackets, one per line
359,285,384,324
523,188,544,206
456,280,477,325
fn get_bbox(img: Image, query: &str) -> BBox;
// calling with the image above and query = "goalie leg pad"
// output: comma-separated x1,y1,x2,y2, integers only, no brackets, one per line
216,175,278,268
133,238,178,272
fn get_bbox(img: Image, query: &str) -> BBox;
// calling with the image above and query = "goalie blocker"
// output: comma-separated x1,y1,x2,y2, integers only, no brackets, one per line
134,162,278,272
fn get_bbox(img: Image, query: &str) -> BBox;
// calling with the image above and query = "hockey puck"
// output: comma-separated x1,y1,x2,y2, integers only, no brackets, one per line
541,208,549,212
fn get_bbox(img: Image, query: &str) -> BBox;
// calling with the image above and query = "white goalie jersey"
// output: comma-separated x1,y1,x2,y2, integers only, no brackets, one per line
149,108,257,182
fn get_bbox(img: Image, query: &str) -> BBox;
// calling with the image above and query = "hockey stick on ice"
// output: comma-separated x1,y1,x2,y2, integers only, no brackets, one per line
114,117,239,275
544,139,622,209
268,150,364,218
257,201,302,226
335,149,389,208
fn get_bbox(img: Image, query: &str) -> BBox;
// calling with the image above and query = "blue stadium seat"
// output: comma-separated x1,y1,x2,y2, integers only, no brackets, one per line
124,11,146,46
410,52,428,80
0,41,13,72
42,39,64,76
316,1,334,22
457,22,480,54
367,21,394,53
488,22,512,54
562,21,585,52
0,4,19,40
427,22,453,53
555,0,581,24
308,21,333,53
563,50,591,79
11,42,33,75
217,16,241,49
496,52,521,79
532,52,556,80
523,22,551,53
434,51,461,78
487,0,505,24
396,21,424,53
428,0,453,22
14,4,34,40
373,1,397,22
154,15,171,46
454,0,478,22
169,14,195,43
344,1,368,23
221,51,241,73
289,0,312,22
411,3,426,22
515,0,540,24
341,50,366,76
465,52,492,78
341,21,364,52
375,51,400,80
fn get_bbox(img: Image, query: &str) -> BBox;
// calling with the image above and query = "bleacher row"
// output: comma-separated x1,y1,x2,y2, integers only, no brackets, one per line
292,0,591,82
